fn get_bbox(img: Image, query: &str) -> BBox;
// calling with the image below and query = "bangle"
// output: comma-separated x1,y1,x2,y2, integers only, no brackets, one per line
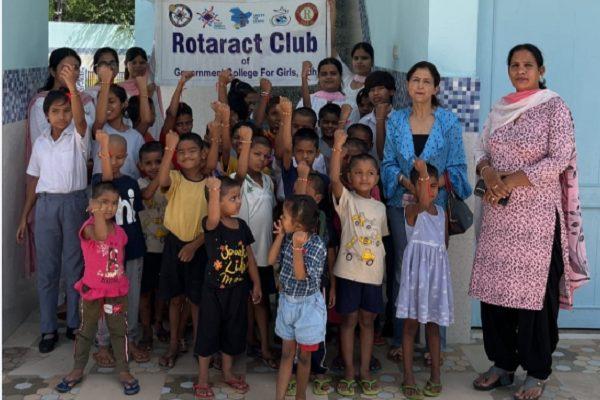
100,81,111,86
376,117,386,121
208,187,220,191
139,94,148,98
297,178,308,182
418,175,430,182
398,174,405,183
165,146,175,152
260,91,270,97
479,165,491,176
239,140,252,144
332,147,343,152
292,246,306,253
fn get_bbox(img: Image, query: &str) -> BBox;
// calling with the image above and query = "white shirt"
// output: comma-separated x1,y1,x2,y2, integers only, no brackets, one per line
92,124,144,179
233,172,276,267
27,124,89,193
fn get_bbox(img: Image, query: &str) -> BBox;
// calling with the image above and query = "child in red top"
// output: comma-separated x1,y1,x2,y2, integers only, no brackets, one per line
56,182,140,396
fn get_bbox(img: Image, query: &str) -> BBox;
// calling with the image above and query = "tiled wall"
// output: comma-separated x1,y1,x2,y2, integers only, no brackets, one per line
2,67,47,125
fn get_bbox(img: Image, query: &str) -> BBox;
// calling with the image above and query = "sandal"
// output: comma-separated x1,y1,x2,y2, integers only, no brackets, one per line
286,378,297,397
387,346,403,362
194,383,214,399
121,378,140,396
401,383,425,400
473,365,515,391
129,344,151,363
224,377,249,394
336,378,357,396
55,376,83,393
513,376,547,400
359,379,380,395
423,380,442,397
159,351,178,368
93,348,116,368
312,377,331,395
370,355,382,372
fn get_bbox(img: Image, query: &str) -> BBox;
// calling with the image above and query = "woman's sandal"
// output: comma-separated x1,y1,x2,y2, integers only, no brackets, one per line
401,383,425,400
423,380,442,397
312,377,331,395
55,376,83,393
121,378,140,396
286,377,297,397
513,376,547,400
473,365,515,391
194,383,214,399
359,379,381,396
387,346,403,362
336,378,357,396
93,349,116,368
224,377,249,394
159,351,178,368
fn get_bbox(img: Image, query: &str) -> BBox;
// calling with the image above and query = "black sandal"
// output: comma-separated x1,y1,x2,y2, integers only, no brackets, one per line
473,366,515,391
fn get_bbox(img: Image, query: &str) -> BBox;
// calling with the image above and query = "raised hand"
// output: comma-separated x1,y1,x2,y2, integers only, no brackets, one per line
333,129,348,149
301,61,312,81
297,160,310,178
278,97,293,115
206,176,222,191
135,73,148,91
179,70,195,84
375,103,392,119
292,231,309,248
218,69,233,85
207,121,220,141
165,130,180,151
96,130,110,149
97,64,114,85
414,157,427,174
238,125,253,143
340,104,353,121
59,64,78,91
260,78,272,94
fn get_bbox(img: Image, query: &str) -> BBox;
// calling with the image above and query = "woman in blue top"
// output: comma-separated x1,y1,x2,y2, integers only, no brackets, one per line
381,61,471,362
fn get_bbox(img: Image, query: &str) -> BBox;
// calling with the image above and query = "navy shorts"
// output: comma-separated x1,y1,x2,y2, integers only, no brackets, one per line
336,276,384,314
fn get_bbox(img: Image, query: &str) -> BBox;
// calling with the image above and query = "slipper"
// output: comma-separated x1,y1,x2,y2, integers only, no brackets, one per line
139,335,153,352
336,378,357,396
286,378,297,397
93,349,116,368
473,365,515,391
401,383,424,400
194,383,214,399
224,377,249,394
121,378,140,396
159,351,178,368
373,332,387,346
359,379,380,395
513,376,547,400
312,377,331,395
56,376,83,393
423,380,442,397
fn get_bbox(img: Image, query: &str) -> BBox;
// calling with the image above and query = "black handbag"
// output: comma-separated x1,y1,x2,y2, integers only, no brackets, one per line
444,171,473,235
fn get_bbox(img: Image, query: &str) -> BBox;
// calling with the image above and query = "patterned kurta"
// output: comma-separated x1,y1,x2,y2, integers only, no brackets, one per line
469,97,574,310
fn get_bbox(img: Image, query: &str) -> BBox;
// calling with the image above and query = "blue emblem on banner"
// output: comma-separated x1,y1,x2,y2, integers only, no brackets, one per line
230,7,252,29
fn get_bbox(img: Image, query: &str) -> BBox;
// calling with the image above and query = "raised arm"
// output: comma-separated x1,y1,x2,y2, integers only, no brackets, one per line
135,74,152,135
205,176,221,231
218,102,232,155
203,120,220,175
217,69,233,104
96,130,113,182
160,71,194,140
159,130,179,188
254,78,272,126
92,65,114,138
83,199,114,241
234,125,253,181
300,61,312,109
330,129,347,200
339,104,353,130
61,64,87,136
277,97,294,169
328,0,337,57
294,161,311,195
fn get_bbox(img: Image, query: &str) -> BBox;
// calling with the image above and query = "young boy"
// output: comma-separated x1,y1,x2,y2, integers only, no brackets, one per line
157,131,211,368
233,131,278,368
94,132,150,364
356,88,374,119
316,103,341,169
194,176,262,398
137,141,168,349
359,71,396,159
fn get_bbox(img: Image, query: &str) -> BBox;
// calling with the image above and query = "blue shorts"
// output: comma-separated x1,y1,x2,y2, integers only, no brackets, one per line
275,291,326,346
336,277,384,314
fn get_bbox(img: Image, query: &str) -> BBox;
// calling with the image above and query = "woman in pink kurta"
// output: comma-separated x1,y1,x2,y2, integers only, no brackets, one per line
470,44,589,400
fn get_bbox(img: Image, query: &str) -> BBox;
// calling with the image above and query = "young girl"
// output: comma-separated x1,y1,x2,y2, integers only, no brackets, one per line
55,182,140,396
341,43,375,109
91,64,145,179
397,159,452,399
269,195,327,400
85,47,120,104
299,58,352,116
330,130,389,397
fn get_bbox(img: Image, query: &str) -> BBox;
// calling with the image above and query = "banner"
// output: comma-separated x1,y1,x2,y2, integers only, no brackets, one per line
154,0,330,86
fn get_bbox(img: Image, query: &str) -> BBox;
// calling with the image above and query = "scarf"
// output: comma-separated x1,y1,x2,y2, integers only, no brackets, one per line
313,90,346,102
475,89,590,309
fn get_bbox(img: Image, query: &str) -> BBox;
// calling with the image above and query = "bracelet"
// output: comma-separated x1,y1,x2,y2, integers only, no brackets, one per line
418,175,430,182
260,91,271,97
479,165,491,176
398,174,405,183
239,140,252,144
376,117,386,121
296,178,308,182
164,146,175,152
292,246,306,253
332,147,343,152
208,187,220,192
100,81,111,86
139,94,149,98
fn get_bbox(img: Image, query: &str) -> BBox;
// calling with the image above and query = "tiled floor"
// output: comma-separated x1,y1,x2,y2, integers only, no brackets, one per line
3,311,599,399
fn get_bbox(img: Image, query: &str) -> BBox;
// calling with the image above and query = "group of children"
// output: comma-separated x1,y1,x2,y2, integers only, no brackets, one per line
19,42,453,400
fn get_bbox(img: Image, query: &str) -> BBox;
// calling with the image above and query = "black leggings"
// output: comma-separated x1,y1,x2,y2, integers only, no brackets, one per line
481,215,563,380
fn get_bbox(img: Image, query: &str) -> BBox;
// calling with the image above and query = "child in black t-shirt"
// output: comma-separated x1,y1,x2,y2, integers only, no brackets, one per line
194,176,262,398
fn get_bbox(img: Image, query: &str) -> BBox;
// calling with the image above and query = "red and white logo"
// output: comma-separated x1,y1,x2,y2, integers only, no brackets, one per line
295,3,319,26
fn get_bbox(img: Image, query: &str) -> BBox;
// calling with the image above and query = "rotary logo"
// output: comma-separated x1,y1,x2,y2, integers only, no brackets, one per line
295,3,319,26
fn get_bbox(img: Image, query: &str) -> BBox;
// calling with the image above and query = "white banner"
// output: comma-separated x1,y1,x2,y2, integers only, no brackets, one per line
154,0,330,86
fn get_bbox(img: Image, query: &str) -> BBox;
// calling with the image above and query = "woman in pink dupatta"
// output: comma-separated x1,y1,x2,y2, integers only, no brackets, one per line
470,44,590,400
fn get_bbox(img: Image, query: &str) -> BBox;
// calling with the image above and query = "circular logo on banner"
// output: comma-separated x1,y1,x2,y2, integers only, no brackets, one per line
169,4,193,27
295,3,319,26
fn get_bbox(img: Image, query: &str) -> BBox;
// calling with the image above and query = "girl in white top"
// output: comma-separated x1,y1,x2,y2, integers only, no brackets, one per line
338,43,375,110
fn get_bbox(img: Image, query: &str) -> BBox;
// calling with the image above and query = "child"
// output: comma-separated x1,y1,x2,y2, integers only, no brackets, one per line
233,132,278,369
160,70,194,141
347,123,374,153
330,130,389,397
92,64,145,179
17,73,89,354
85,47,119,104
299,58,353,117
316,103,341,166
137,141,169,349
94,131,150,364
291,107,318,135
55,182,140,395
157,131,210,368
269,195,327,400
194,176,262,398
360,70,396,159
397,160,451,399
356,88,374,119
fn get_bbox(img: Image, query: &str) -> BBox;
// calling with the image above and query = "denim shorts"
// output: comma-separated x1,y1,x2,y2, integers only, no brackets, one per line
275,291,326,346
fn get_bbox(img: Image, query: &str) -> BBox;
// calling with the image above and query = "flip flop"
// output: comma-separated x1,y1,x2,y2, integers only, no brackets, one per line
55,376,83,393
513,376,547,400
359,378,381,396
336,378,357,396
473,365,515,391
423,380,442,397
194,383,215,399
224,377,249,394
401,383,425,400
121,378,140,396
312,377,331,395
286,377,297,397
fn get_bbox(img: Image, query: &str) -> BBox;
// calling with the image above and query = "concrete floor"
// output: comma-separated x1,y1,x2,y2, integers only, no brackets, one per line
3,310,599,399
